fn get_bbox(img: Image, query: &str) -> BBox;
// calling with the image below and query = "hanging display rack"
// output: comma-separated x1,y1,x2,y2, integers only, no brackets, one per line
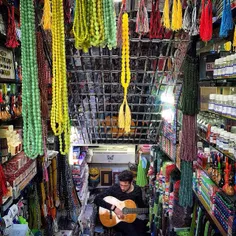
66,0,188,144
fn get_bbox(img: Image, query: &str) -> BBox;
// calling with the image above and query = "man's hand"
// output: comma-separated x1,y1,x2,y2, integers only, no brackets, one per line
114,207,124,219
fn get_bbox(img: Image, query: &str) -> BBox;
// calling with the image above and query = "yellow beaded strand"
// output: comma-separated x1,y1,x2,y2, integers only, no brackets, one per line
51,0,70,154
118,13,131,133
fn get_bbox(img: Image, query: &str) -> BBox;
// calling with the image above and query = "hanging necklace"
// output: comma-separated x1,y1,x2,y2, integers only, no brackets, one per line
20,0,43,158
73,0,89,50
103,0,117,49
118,13,131,133
51,0,70,155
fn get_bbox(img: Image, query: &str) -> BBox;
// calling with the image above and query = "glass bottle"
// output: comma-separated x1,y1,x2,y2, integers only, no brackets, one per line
228,133,235,156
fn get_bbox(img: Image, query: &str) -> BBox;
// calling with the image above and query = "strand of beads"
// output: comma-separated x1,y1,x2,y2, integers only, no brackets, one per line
118,13,131,133
72,0,88,50
97,0,105,45
20,0,43,158
103,0,117,49
51,0,70,155
89,0,100,46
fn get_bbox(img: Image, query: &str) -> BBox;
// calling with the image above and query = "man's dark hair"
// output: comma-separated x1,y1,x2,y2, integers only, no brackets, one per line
118,170,133,183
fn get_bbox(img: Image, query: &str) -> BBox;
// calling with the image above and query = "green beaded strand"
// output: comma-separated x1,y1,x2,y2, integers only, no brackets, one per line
103,0,117,49
20,0,43,158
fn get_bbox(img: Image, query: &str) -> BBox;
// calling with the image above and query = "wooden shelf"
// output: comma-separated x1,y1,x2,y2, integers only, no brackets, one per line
205,110,236,121
193,190,227,236
0,78,21,84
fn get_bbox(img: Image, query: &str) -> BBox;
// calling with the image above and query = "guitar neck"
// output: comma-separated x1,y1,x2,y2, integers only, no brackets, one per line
124,208,148,214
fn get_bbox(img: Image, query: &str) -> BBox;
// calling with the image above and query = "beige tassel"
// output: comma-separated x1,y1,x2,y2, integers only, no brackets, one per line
118,101,125,129
124,102,131,133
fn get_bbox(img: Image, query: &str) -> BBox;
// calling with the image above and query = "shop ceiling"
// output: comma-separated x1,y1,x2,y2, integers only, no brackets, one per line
65,0,186,144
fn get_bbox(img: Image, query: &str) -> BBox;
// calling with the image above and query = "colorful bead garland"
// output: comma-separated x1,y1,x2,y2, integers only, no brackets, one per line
20,0,43,158
118,13,131,133
51,0,70,155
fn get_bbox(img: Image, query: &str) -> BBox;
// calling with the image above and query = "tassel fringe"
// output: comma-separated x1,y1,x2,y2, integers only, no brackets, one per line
118,102,125,129
41,0,52,30
163,0,170,29
171,0,182,31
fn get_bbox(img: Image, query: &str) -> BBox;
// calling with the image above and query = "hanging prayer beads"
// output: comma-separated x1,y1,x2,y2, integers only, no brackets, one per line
51,0,70,154
118,13,131,133
20,0,43,158
103,0,117,49
73,0,89,50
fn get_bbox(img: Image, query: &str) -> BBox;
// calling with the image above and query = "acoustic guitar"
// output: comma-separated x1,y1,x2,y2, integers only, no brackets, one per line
99,196,149,227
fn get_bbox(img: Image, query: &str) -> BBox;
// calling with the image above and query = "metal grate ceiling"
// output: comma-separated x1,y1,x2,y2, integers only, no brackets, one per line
66,0,189,144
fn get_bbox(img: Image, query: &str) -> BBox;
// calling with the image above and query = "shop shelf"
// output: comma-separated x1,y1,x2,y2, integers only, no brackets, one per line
193,189,227,236
197,134,235,162
0,78,22,84
205,110,236,122
196,164,236,203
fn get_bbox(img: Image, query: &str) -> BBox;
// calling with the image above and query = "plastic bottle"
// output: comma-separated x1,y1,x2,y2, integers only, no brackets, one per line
214,59,219,78
229,55,234,76
218,58,222,77
234,135,236,161
219,130,226,150
214,95,219,113
218,95,223,114
232,96,236,117
222,57,227,77
223,132,230,154
203,148,211,168
208,94,216,111
213,127,220,146
210,126,216,144
222,95,228,115
227,95,234,116
225,56,230,76
233,54,236,75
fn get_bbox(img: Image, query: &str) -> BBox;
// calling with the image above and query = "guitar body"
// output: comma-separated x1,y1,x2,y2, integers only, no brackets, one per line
99,196,137,227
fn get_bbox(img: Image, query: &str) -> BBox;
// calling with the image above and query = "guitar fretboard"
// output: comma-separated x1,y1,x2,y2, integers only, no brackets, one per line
123,208,149,214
